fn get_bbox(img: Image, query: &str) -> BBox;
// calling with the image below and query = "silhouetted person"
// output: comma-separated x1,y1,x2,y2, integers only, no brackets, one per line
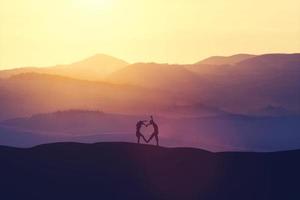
136,120,147,144
146,116,159,146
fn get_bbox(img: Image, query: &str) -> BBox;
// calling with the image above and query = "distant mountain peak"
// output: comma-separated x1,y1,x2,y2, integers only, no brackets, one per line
238,53,300,66
0,54,130,81
196,54,256,65
72,54,129,66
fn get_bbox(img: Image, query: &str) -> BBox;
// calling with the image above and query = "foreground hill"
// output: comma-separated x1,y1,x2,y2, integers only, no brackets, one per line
0,142,299,200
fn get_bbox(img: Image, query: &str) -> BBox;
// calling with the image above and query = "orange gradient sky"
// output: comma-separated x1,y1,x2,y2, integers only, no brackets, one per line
0,0,300,69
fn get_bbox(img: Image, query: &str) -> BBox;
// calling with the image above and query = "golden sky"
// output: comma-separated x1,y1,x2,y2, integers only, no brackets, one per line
0,0,300,69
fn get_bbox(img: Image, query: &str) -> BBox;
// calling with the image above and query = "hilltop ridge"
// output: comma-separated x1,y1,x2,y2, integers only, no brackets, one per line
0,142,299,200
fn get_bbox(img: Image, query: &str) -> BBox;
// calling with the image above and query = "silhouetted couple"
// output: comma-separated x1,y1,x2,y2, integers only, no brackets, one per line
136,116,159,146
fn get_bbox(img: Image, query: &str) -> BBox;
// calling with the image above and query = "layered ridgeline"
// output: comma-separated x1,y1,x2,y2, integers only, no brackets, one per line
0,54,129,80
0,53,299,120
108,53,300,115
0,142,299,200
0,73,172,120
195,53,256,65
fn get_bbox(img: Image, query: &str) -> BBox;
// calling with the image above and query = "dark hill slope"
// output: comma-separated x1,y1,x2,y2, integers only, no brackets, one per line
0,142,299,200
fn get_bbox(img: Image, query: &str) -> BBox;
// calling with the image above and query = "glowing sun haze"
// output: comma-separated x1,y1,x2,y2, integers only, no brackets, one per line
0,0,299,69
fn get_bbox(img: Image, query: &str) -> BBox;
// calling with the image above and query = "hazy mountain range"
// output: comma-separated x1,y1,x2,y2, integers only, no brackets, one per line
0,53,299,119
0,53,299,150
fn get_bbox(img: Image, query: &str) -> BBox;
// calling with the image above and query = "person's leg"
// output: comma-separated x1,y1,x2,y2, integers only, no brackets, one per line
155,134,159,146
137,135,140,143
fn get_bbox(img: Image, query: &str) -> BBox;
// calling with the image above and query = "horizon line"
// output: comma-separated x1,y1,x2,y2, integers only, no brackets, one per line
1,52,300,70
